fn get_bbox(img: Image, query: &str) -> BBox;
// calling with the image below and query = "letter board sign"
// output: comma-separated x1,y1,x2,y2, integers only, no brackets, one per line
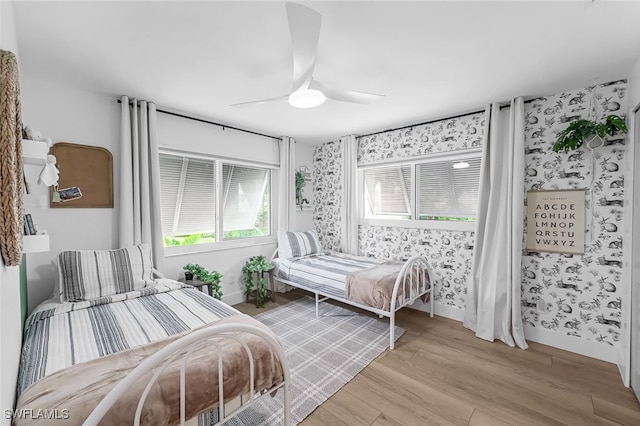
526,189,585,255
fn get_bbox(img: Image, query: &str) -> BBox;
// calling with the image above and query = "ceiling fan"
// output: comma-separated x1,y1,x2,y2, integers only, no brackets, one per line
232,2,384,109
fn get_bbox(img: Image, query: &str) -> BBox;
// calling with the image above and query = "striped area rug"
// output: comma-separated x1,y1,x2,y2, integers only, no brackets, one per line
224,296,404,425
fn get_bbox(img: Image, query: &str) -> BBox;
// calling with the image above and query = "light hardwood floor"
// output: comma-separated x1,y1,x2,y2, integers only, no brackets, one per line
234,291,640,426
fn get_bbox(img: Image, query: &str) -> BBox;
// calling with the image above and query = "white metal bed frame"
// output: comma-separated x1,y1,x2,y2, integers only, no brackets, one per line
84,323,291,426
270,251,435,350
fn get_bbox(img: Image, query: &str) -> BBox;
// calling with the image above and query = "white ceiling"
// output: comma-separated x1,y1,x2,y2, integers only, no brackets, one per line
12,0,640,144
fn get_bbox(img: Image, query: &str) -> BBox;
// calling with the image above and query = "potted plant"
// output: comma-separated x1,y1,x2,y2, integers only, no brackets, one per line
242,255,273,308
295,169,310,210
183,263,198,280
552,114,627,153
182,263,223,300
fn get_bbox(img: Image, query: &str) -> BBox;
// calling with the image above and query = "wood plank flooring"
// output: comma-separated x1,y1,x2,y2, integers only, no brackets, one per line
233,291,640,426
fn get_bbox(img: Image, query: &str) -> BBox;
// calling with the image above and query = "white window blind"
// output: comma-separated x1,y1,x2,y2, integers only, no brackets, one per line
418,157,481,218
222,164,270,236
363,165,411,218
159,153,216,236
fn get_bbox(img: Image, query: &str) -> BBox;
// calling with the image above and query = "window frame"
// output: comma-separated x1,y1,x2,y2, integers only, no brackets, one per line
159,149,277,256
358,149,481,232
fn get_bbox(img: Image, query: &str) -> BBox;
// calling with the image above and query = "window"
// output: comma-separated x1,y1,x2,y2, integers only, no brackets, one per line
363,165,412,219
159,152,271,247
417,157,481,221
361,153,481,223
222,164,270,239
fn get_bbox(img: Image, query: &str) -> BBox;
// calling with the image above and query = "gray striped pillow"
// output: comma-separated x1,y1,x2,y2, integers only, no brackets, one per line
285,230,322,257
57,244,155,302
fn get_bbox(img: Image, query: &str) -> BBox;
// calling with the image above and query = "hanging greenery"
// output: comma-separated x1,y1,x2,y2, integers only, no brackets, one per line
552,114,627,153
295,169,310,210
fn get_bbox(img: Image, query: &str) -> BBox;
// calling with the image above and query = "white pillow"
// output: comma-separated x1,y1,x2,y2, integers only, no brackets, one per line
57,244,155,302
280,230,322,258
278,232,293,259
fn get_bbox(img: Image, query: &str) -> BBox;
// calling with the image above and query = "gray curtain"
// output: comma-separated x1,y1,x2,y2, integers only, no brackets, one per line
341,135,358,255
119,96,164,271
464,99,528,349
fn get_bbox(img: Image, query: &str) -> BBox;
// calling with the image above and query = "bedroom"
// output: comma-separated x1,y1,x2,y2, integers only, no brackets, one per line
2,0,640,424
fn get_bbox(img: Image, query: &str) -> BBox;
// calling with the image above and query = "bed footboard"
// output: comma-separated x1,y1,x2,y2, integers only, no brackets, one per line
389,255,435,349
84,324,291,426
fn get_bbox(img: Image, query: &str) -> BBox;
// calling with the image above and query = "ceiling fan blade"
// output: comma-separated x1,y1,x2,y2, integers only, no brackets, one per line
231,94,289,108
286,2,321,92
311,80,385,104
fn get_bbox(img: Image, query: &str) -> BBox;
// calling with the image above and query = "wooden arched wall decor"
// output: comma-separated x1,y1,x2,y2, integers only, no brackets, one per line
50,142,113,208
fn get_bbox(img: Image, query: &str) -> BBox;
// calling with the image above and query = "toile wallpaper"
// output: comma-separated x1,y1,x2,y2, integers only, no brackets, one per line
359,226,475,308
312,140,343,252
521,80,627,346
357,112,485,164
314,112,485,311
312,80,628,350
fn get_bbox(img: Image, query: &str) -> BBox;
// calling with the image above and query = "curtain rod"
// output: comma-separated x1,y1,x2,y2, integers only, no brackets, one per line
358,95,551,138
117,99,281,140
358,109,486,139
360,78,629,138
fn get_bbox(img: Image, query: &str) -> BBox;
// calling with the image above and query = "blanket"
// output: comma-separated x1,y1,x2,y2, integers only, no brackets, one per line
345,261,430,311
14,314,284,426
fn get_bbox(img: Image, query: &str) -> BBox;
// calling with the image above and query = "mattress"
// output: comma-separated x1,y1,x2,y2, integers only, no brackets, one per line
272,252,383,299
17,279,240,395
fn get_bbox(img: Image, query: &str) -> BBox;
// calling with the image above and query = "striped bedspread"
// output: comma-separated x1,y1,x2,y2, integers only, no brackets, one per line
17,279,239,395
273,253,383,299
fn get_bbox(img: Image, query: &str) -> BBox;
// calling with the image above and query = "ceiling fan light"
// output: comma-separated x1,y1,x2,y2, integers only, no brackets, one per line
453,161,470,169
288,89,325,108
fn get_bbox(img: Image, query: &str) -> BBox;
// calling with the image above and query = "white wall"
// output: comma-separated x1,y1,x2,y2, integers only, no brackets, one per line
19,76,283,310
19,75,120,312
156,112,279,166
0,1,22,422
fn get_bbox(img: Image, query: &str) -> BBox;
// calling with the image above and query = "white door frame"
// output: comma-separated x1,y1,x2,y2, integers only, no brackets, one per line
627,102,640,400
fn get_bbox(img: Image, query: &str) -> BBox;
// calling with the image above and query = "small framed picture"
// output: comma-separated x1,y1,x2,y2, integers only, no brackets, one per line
58,186,83,202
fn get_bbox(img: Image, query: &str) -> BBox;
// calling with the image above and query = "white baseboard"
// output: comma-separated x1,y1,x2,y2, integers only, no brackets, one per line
409,300,465,322
410,302,618,365
523,324,619,364
221,290,245,307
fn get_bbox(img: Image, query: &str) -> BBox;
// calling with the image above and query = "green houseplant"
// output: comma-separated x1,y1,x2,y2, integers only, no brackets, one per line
552,114,627,153
242,255,273,307
182,263,223,300
295,169,309,210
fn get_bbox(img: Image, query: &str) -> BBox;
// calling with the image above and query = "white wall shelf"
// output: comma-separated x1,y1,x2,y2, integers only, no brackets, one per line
22,139,49,165
22,234,50,254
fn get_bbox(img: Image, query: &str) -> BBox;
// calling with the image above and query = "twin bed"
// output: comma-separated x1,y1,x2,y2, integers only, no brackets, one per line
271,231,435,350
15,244,291,425
15,234,434,424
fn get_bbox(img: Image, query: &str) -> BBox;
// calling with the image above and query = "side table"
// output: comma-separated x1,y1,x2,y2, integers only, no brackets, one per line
245,269,276,307
178,277,208,293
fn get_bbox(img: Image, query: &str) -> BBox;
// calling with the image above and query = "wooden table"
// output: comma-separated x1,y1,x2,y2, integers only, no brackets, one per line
245,269,276,307
178,277,208,293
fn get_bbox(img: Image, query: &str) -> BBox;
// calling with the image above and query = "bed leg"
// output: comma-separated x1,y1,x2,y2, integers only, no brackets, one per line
315,293,319,318
390,314,395,350
430,287,435,318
